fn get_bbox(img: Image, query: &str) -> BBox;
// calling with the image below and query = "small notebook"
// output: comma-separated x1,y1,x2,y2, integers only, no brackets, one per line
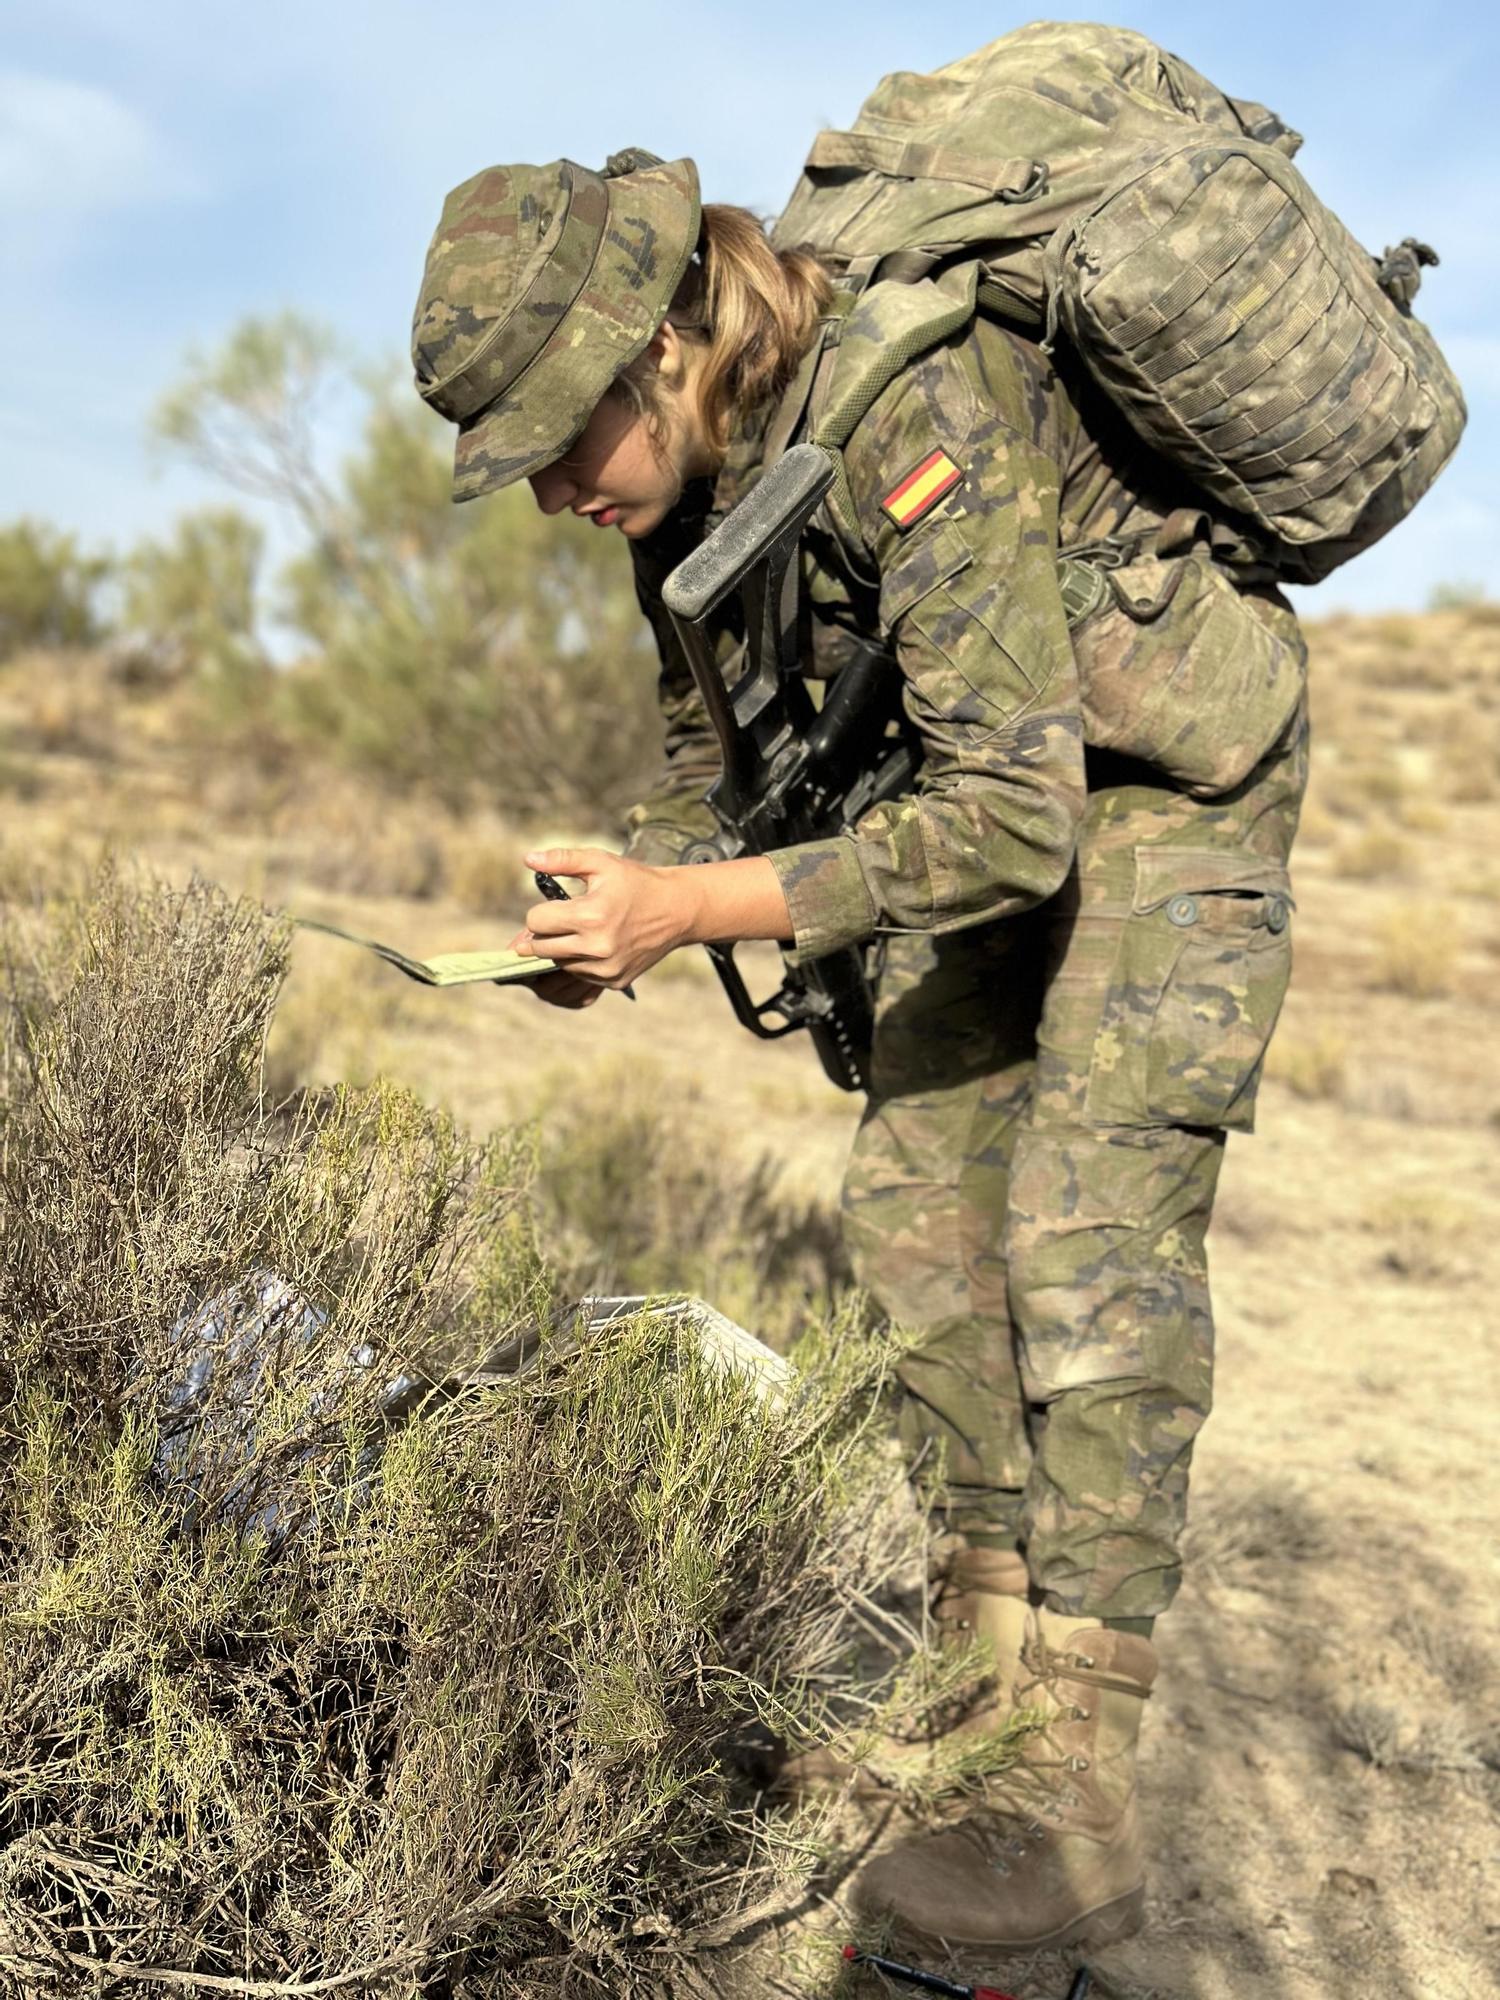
297,918,557,987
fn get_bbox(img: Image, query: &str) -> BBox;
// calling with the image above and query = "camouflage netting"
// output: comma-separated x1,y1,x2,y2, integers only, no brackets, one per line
0,871,916,1998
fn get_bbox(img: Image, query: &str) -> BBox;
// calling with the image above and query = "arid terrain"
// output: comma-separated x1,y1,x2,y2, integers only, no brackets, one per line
2,603,1497,1999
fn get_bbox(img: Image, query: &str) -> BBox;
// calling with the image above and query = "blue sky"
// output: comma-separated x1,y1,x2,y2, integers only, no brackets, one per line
3,1,1495,614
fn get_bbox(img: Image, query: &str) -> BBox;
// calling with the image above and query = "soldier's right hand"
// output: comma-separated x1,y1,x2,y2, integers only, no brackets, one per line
525,968,605,1010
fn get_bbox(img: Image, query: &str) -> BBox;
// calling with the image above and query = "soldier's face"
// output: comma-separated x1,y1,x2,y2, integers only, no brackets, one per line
528,393,682,537
527,321,710,537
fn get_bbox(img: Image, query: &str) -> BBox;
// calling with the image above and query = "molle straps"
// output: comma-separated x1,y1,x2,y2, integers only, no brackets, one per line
807,128,1048,202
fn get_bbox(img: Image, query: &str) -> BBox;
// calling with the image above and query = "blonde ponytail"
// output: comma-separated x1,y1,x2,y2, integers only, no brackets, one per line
614,204,833,460
686,205,834,454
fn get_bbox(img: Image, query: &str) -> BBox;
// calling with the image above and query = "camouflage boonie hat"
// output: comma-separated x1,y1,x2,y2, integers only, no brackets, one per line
412,151,701,501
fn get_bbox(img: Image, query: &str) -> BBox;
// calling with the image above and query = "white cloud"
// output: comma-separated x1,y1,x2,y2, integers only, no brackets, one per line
0,69,187,221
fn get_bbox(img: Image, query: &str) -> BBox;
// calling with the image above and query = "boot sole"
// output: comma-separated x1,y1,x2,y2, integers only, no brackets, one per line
1020,1884,1145,1954
883,1884,1145,1958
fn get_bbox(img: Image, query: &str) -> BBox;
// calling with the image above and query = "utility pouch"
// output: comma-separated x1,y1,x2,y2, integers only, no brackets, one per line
1061,549,1306,796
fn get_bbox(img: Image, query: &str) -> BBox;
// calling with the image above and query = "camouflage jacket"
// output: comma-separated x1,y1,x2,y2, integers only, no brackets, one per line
625,282,1305,959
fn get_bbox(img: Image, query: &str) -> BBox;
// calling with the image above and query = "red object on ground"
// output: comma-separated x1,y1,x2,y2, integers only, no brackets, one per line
840,1942,1017,2000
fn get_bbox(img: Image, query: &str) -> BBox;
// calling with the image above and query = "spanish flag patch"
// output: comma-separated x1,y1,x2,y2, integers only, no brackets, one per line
881,448,964,529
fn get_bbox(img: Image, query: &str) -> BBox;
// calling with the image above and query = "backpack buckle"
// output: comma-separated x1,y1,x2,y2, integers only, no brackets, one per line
999,159,1050,204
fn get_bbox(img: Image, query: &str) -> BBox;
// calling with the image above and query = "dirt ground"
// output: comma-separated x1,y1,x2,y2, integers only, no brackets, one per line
2,605,1497,1997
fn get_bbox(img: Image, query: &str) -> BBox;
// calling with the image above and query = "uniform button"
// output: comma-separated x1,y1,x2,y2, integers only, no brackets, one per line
1265,894,1290,934
1166,894,1199,927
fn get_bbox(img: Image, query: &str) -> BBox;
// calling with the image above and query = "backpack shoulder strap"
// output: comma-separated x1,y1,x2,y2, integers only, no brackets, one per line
806,267,981,549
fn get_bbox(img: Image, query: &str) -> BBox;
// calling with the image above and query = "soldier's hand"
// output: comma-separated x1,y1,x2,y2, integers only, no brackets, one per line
525,969,605,1009
510,847,695,989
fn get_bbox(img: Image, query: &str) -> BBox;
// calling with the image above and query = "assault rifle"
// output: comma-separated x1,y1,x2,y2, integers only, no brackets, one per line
661,444,918,1093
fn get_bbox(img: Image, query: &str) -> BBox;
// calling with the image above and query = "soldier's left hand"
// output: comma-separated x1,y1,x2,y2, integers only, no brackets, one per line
510,848,695,989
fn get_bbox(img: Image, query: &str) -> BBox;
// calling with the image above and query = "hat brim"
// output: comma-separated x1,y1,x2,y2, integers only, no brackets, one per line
450,156,701,502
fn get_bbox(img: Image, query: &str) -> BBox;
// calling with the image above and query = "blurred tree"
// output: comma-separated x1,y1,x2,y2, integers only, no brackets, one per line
123,507,267,678
118,508,276,753
153,319,662,817
152,314,346,540
1426,579,1488,611
0,520,111,659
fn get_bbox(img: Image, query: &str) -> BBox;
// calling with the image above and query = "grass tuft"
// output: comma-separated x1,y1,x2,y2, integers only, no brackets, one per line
1268,1028,1349,1103
1369,903,1460,999
1334,828,1411,881
1359,1186,1479,1281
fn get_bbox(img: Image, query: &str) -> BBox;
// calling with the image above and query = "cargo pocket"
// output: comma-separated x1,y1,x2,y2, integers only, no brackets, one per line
1085,846,1294,1131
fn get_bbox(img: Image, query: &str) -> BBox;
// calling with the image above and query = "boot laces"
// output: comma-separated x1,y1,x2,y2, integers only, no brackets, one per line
953,1639,1099,1878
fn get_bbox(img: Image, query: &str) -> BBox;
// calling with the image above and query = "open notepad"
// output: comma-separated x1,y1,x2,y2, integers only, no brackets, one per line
297,918,558,988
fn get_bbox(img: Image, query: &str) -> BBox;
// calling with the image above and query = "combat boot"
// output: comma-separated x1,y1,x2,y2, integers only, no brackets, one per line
778,1546,1029,1798
852,1611,1157,1951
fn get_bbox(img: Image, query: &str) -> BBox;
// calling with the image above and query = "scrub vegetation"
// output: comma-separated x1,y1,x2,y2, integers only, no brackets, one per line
0,871,935,1999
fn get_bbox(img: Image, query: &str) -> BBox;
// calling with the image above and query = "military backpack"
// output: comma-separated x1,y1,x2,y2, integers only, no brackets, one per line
772,20,1465,583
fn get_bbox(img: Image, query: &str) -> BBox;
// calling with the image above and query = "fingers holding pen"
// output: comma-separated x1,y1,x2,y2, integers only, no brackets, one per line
507,846,699,990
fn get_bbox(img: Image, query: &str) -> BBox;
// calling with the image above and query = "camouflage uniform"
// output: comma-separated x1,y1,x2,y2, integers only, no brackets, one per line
626,288,1305,1621
407,164,1306,1624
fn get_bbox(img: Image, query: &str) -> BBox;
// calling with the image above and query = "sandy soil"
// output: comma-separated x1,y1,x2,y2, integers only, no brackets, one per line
2,606,1497,1998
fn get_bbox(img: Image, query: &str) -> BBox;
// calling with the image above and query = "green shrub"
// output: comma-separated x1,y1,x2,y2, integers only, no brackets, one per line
0,520,111,659
121,506,270,692
0,869,916,1998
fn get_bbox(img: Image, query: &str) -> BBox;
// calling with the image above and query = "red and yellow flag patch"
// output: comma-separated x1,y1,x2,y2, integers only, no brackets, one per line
881,448,964,529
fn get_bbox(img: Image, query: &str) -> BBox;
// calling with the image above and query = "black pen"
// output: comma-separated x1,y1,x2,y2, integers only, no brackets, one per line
533,871,636,1001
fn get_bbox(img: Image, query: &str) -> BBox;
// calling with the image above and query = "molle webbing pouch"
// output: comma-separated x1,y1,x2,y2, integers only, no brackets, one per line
1060,548,1306,797
1045,142,1467,583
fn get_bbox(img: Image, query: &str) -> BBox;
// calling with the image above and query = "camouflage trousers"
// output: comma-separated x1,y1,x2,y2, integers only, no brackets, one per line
844,704,1309,1621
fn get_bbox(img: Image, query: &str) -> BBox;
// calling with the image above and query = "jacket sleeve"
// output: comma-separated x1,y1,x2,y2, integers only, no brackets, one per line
620,503,726,867
767,347,1087,959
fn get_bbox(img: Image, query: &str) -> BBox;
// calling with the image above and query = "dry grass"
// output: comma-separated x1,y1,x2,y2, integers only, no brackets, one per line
1267,1028,1349,1102
1334,828,1412,881
1180,1481,1331,1585
1439,721,1500,804
1368,903,1460,999
1333,1699,1493,1778
1333,1698,1406,1769
2,645,121,758
1359,1186,1480,1281
0,868,929,2000
1396,797,1449,835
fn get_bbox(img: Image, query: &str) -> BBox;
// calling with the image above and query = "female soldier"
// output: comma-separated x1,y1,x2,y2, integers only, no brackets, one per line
410,151,1305,1955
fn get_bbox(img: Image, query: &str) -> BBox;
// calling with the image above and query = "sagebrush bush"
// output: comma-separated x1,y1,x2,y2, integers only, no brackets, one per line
0,870,926,1999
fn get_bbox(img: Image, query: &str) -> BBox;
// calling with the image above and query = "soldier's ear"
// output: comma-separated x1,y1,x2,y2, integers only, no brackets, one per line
648,320,690,388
